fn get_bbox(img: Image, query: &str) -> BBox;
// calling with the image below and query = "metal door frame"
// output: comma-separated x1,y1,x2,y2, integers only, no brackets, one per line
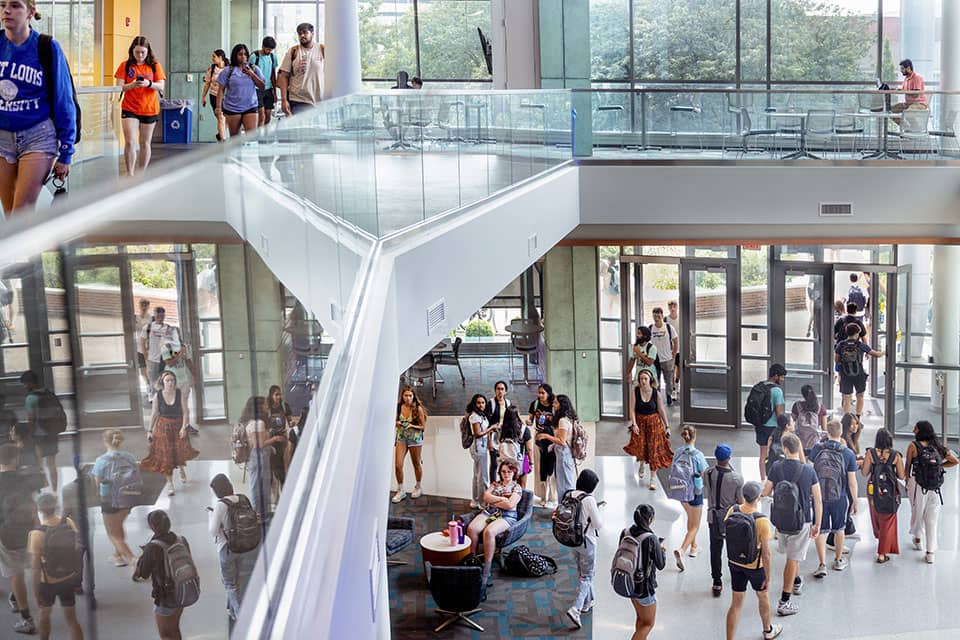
680,259,740,428
770,262,835,412
889,264,911,433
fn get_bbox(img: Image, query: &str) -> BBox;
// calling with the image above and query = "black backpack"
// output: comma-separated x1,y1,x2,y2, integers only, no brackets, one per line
0,491,35,550
771,463,806,534
724,506,765,566
40,519,82,582
837,339,864,377
552,490,589,547
869,448,900,515
30,389,67,437
744,382,774,427
813,446,846,503
765,430,785,478
847,285,867,312
221,496,261,554
38,34,81,143
503,545,557,577
913,442,945,497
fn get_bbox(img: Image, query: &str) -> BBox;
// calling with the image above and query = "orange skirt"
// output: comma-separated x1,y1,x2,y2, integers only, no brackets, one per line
624,412,674,471
141,415,199,476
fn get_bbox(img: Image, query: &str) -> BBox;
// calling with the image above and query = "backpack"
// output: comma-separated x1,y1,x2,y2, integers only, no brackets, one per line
569,420,588,462
498,438,522,466
813,445,846,503
771,463,806,534
153,536,201,608
31,389,67,437
503,544,557,578
38,34,82,143
706,467,741,531
765,430,785,478
252,51,278,69
869,448,900,515
744,382,774,427
107,454,143,510
221,495,261,554
610,530,653,598
913,441,945,496
847,285,866,312
459,415,474,450
724,506,765,566
837,339,864,377
552,490,589,548
793,403,821,451
648,322,676,350
231,422,250,465
0,491,35,550
40,519,82,582
667,448,697,503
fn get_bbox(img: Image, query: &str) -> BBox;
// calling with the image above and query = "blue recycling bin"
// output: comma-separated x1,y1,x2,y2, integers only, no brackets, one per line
161,100,193,144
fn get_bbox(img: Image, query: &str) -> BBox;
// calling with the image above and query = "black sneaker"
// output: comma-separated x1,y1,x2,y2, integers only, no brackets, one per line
712,584,723,597
186,425,199,435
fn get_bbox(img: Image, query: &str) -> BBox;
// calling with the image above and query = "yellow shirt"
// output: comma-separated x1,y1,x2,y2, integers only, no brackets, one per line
28,516,78,584
724,503,770,569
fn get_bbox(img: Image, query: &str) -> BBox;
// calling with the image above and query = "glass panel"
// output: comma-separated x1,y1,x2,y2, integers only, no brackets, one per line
264,1,323,55
689,267,728,411
741,0,767,82
418,1,492,81
202,352,224,379
882,3,941,86
0,346,29,373
359,0,418,80
742,246,768,327
642,245,684,257
591,0,630,80
600,350,623,415
0,276,25,345
742,358,769,415
50,365,74,395
74,267,123,334
742,327,768,356
691,246,735,259
47,333,71,362
200,320,223,350
78,336,126,365
202,383,226,420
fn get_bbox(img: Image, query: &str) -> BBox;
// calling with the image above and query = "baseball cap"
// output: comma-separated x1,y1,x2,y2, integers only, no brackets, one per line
714,444,732,462
742,481,762,503
769,363,787,377
296,22,314,34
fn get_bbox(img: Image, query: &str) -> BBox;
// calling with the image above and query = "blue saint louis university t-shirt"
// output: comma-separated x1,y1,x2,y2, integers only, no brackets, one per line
0,29,77,164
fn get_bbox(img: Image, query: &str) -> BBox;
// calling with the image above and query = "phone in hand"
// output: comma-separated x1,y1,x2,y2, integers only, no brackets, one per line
206,506,214,512
136,75,145,81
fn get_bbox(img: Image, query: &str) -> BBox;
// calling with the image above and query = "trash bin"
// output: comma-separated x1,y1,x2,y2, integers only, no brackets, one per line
160,99,194,144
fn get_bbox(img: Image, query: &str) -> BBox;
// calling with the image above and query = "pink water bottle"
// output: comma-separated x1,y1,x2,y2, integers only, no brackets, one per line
448,520,459,546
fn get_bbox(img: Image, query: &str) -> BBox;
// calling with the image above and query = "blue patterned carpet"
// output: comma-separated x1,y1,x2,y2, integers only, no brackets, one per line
388,494,591,639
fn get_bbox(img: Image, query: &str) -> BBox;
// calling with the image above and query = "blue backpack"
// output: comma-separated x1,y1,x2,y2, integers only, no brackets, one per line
667,448,697,502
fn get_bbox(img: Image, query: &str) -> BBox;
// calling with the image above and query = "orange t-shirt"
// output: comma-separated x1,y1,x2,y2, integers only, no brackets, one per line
115,61,166,116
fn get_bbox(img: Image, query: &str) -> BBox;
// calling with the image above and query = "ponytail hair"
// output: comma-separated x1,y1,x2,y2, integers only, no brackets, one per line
800,384,819,412
680,424,696,444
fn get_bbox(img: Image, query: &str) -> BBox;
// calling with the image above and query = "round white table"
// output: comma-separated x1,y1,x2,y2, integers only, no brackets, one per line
420,531,472,568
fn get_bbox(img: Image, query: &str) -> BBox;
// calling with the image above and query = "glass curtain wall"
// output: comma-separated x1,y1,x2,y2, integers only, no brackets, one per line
35,0,100,87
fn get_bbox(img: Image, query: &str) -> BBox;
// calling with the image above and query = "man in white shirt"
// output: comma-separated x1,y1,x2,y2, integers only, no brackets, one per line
140,306,175,391
278,22,325,116
649,307,679,406
666,300,682,400
133,299,152,392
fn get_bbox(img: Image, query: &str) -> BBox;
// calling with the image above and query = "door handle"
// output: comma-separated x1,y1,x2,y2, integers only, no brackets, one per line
684,361,731,371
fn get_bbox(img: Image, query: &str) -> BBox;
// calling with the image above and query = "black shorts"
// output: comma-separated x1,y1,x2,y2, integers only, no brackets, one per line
755,425,775,446
35,436,59,458
839,374,868,395
37,580,77,608
222,107,259,116
209,95,219,111
137,352,146,369
121,110,159,125
257,88,276,111
729,563,766,592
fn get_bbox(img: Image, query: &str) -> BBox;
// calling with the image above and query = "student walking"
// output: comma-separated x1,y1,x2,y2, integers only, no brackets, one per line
115,36,165,176
648,307,678,405
200,49,227,141
20,370,64,492
762,432,822,617
904,420,958,564
669,425,708,571
624,370,673,491
392,386,427,503
0,443,38,634
538,394,577,501
704,444,744,597
133,510,200,640
0,0,75,216
141,371,199,497
467,394,496,509
215,44,265,137
861,428,904,563
724,482,781,640
563,469,603,630
791,384,827,455
91,429,139,566
29,493,83,640
745,364,786,482
278,22,325,116
809,420,859,577
208,474,260,631
252,37,279,126
835,323,884,417
621,504,665,640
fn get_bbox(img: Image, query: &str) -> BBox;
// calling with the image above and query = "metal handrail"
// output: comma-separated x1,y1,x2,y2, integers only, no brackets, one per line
894,361,960,372
574,87,959,96
77,86,122,94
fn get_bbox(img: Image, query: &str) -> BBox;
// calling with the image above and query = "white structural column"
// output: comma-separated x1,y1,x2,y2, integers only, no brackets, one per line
900,0,937,77
490,0,538,89
898,245,932,360
931,246,960,413
323,0,361,99
942,0,960,129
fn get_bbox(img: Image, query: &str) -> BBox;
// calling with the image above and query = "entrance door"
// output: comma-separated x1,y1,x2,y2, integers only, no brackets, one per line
67,258,141,428
680,261,740,427
889,265,911,432
771,264,834,410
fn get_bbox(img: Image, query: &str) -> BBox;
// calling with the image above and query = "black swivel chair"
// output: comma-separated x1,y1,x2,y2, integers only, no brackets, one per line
386,517,415,566
435,336,465,386
425,562,484,632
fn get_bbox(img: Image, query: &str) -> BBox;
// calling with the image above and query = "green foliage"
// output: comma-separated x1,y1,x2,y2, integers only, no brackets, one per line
131,261,177,289
740,249,768,287
465,318,494,337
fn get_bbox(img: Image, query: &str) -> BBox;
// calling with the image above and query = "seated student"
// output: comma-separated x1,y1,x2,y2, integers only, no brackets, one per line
466,459,523,594
29,493,83,640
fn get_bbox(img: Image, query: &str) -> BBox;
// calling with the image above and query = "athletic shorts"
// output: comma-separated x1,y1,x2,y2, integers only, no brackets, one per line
755,425,776,446
729,563,766,592
821,498,849,534
0,118,58,164
839,374,868,395
34,435,59,458
121,110,159,125
0,542,30,577
222,107,259,117
209,95,219,111
258,89,276,111
688,493,704,507
777,523,812,561
155,604,178,616
37,580,77,608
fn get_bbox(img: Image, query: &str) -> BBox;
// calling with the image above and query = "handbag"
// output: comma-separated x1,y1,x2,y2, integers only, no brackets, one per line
503,545,558,578
522,453,532,476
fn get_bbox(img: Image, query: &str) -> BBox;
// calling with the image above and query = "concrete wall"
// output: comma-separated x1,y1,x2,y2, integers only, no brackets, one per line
538,0,590,156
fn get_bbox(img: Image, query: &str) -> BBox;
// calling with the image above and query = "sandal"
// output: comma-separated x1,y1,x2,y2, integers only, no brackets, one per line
876,555,890,564
674,550,685,572
648,481,657,491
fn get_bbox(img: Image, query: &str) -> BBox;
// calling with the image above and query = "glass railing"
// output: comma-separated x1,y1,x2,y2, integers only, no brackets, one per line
579,87,960,161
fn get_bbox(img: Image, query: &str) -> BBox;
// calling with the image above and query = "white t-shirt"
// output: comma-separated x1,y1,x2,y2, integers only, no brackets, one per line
209,494,240,552
279,43,324,105
569,490,603,541
649,322,676,363
134,313,152,355
469,412,488,451
141,322,176,363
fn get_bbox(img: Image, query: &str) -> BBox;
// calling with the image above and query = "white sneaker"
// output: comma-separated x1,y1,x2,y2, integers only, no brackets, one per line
925,552,935,564
912,537,922,551
792,576,803,595
763,623,784,640
166,483,175,497
832,557,849,571
777,600,799,616
545,501,558,510
13,618,36,634
580,600,594,614
391,490,407,504
411,485,422,499
565,606,582,629
813,564,827,578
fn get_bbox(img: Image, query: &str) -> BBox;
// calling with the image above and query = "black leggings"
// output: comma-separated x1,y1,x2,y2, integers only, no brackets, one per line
538,445,556,481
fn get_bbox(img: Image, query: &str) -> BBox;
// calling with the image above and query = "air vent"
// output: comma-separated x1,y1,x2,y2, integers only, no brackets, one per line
819,203,853,217
427,299,446,335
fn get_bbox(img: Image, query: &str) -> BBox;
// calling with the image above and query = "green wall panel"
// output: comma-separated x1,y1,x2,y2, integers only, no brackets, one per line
538,0,564,80
562,0,590,80
572,246,598,350
574,349,599,421
544,246,574,350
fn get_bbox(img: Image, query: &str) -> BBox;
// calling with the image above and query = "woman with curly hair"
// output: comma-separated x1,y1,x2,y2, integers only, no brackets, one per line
624,370,673,491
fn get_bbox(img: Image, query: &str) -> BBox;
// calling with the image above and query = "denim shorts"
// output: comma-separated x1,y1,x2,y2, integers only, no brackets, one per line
633,593,656,606
0,118,58,164
155,604,177,616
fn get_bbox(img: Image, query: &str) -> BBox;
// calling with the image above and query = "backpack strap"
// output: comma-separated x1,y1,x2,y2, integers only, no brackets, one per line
713,467,724,508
